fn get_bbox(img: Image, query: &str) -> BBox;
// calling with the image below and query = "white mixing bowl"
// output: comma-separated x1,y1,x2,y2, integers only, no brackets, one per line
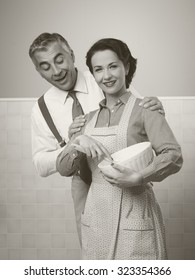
98,142,154,177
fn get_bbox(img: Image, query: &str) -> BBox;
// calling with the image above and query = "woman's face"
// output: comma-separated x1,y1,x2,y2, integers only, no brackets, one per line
91,49,129,97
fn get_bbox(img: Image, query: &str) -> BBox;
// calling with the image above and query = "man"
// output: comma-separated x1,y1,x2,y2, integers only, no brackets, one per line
29,32,164,243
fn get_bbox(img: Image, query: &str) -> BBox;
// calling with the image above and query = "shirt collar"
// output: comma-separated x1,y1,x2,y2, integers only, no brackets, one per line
64,70,88,103
99,91,131,109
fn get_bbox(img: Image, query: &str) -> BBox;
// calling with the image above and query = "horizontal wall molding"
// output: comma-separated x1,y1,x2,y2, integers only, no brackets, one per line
159,96,195,100
0,98,37,102
0,96,195,102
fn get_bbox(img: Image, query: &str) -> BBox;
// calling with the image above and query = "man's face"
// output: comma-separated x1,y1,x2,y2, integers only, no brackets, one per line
32,41,77,91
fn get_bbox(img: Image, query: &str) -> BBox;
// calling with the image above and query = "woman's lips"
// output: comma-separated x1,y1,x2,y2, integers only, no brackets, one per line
103,81,116,87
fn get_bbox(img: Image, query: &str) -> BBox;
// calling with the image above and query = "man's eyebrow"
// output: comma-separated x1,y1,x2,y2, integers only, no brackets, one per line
39,61,49,68
39,53,63,66
39,61,49,65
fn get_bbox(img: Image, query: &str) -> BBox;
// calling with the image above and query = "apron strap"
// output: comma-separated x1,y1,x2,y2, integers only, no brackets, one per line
116,93,137,150
84,110,99,134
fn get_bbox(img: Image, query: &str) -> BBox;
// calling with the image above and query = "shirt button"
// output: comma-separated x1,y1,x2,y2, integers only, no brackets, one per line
111,109,114,113
72,153,76,157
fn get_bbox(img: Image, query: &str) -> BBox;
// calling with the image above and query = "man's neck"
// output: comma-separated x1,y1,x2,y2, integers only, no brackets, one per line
68,68,78,91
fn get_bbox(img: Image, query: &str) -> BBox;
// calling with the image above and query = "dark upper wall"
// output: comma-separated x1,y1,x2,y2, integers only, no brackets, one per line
0,0,194,98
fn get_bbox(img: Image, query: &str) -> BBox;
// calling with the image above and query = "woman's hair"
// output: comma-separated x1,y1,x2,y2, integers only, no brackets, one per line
86,38,137,88
29,32,71,59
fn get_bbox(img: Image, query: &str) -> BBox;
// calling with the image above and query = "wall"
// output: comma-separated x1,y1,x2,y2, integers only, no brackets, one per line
0,98,79,259
0,97,195,260
0,0,195,98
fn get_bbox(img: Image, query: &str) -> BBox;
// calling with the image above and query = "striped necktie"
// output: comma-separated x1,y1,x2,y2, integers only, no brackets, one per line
68,91,91,185
69,91,84,119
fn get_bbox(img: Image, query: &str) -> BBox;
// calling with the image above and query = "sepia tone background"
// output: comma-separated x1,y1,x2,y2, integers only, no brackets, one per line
0,0,195,260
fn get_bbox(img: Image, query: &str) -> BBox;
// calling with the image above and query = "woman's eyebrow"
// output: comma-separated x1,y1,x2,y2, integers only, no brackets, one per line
94,61,118,67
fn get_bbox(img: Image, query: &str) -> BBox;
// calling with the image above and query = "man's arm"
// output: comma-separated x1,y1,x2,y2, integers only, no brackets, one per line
139,97,165,115
31,104,63,177
56,143,84,177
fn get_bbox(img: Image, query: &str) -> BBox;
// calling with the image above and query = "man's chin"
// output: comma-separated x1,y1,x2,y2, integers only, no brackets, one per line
53,82,69,91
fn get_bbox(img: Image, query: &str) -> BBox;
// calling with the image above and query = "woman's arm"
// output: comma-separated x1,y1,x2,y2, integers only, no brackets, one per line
138,109,183,183
102,109,183,187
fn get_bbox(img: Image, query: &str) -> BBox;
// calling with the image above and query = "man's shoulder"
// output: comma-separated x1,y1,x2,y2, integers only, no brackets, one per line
32,86,55,114
31,99,41,121
81,70,93,78
44,86,60,98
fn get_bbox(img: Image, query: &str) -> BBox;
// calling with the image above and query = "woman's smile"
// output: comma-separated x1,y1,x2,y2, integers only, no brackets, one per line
103,80,116,87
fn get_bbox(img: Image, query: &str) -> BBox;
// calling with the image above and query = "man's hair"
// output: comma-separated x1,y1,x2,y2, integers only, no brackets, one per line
29,32,71,59
86,38,137,88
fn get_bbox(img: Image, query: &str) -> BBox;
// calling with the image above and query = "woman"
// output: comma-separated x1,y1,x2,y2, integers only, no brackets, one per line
57,38,183,260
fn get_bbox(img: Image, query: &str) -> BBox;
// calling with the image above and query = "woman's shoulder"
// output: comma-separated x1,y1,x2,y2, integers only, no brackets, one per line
132,97,143,113
133,97,162,116
132,97,165,125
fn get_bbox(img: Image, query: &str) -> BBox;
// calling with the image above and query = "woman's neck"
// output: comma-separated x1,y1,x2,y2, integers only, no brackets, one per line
105,91,127,109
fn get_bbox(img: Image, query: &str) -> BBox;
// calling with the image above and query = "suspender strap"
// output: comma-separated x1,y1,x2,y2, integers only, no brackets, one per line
38,95,66,147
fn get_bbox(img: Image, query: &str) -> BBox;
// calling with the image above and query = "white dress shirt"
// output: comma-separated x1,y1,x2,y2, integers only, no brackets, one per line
31,70,141,177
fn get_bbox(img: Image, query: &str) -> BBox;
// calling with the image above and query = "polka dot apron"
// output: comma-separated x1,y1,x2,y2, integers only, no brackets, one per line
81,94,167,260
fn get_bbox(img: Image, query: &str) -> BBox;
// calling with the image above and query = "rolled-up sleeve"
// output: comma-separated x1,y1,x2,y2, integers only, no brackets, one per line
56,140,85,176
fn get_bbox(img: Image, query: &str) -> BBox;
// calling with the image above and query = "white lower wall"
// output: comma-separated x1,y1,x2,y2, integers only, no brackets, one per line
0,97,195,260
